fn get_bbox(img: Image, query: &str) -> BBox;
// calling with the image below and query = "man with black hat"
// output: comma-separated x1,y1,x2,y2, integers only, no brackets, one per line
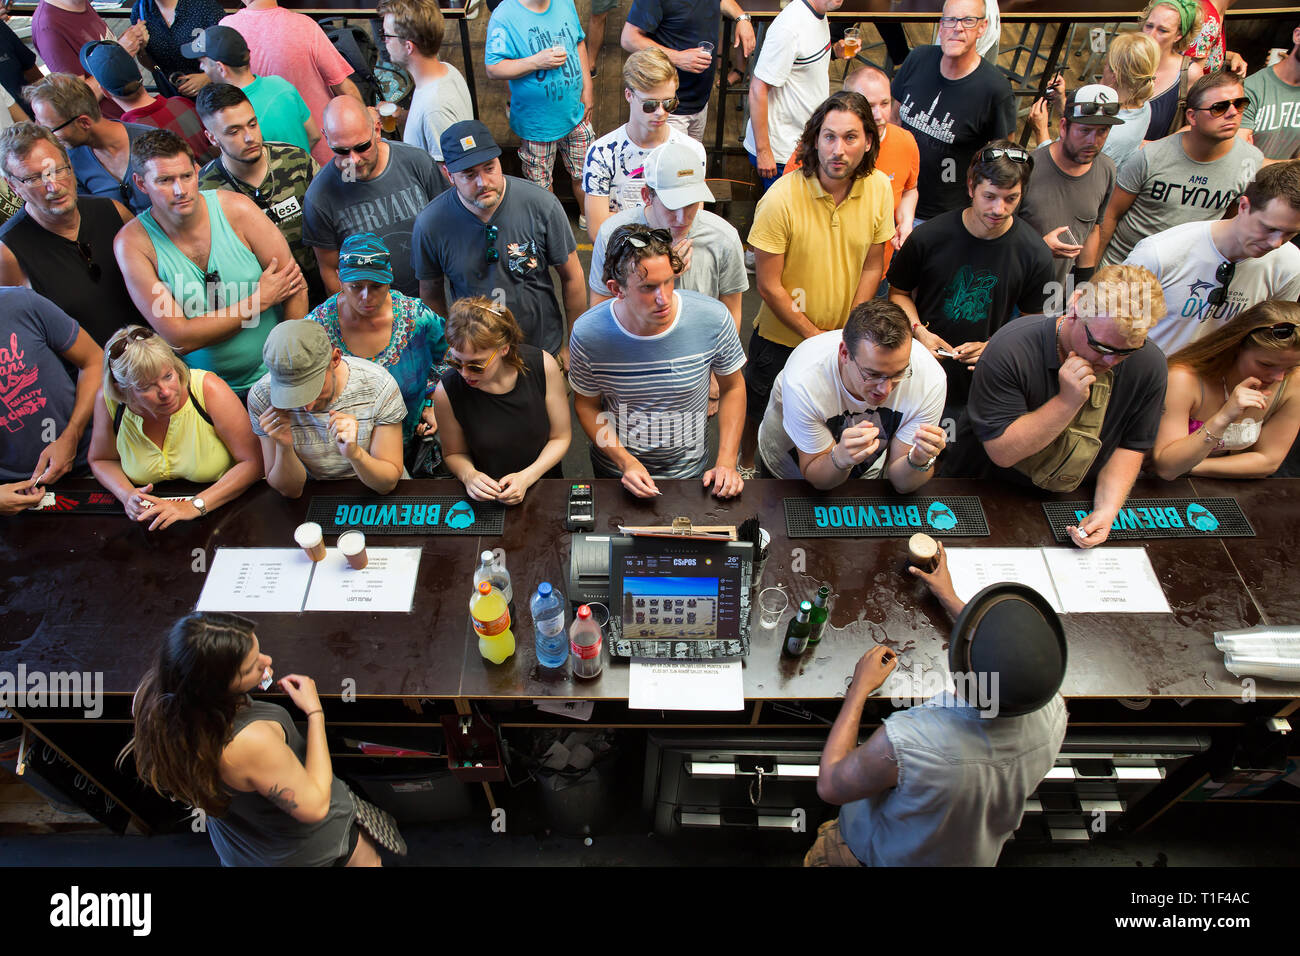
809,544,1068,866
413,119,586,368
1018,84,1122,292
247,319,407,497
79,39,217,164
185,25,320,159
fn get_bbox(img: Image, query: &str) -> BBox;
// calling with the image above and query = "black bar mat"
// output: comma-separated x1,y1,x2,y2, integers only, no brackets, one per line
1042,497,1254,542
784,496,989,537
307,496,504,535
22,490,132,514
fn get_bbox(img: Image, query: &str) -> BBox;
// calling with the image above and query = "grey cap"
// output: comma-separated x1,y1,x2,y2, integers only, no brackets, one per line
262,321,333,409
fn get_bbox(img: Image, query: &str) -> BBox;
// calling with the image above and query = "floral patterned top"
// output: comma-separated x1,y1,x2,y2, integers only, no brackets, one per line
308,291,449,443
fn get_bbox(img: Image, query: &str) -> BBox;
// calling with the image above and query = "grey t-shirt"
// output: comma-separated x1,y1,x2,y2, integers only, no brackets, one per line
403,65,474,162
246,355,407,480
944,313,1168,485
412,176,577,354
567,290,747,479
1101,105,1149,174
588,207,748,300
1017,144,1116,289
301,141,443,297
1243,65,1300,161
1101,133,1263,265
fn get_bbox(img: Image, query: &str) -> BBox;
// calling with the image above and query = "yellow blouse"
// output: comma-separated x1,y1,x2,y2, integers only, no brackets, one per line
107,368,236,486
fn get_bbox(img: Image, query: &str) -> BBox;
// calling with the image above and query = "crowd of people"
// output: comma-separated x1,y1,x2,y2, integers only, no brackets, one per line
1,0,1298,868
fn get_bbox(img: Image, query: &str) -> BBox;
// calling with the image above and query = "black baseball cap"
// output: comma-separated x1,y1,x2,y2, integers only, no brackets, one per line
439,120,501,174
181,26,250,66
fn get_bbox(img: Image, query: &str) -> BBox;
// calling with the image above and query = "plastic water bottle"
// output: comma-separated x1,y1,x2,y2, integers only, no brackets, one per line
473,550,512,605
471,581,515,664
531,582,568,669
569,604,604,679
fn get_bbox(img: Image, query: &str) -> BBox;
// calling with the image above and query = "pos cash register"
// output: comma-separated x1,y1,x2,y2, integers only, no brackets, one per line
569,531,754,660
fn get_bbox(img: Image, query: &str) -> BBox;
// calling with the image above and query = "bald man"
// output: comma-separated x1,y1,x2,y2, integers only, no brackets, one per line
301,96,445,297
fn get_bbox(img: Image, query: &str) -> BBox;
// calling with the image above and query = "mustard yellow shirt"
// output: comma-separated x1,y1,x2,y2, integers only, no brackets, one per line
107,368,236,486
748,168,895,348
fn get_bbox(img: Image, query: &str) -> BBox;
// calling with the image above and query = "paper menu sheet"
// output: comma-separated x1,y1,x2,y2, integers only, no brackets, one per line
303,548,422,612
943,547,1170,614
629,659,744,711
196,548,317,613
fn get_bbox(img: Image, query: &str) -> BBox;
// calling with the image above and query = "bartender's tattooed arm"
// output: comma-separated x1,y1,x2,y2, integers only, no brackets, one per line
267,784,299,813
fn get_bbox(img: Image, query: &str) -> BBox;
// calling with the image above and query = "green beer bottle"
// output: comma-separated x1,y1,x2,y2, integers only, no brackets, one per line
783,600,813,657
808,585,831,645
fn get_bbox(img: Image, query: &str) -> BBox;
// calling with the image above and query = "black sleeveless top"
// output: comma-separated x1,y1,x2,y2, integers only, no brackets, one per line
0,197,139,347
441,343,564,480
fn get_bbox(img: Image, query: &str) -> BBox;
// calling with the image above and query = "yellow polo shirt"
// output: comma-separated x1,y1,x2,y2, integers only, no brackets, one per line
748,168,895,349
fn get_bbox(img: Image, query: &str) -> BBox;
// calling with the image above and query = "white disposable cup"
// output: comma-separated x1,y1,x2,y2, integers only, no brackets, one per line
294,522,326,562
338,530,368,570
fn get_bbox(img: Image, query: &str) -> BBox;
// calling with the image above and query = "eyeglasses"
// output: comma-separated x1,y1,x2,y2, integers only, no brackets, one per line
1251,322,1300,341
632,92,679,114
1083,322,1141,356
331,138,376,157
339,251,391,269
48,114,82,134
978,145,1033,165
445,347,501,375
76,241,101,281
380,31,405,42
1070,99,1121,117
485,224,499,264
850,356,912,387
12,163,74,188
109,326,156,359
1206,260,1236,315
1190,96,1250,117
939,15,984,31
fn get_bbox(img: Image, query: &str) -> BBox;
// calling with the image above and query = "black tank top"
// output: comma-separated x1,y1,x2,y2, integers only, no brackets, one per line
0,197,139,347
441,343,564,480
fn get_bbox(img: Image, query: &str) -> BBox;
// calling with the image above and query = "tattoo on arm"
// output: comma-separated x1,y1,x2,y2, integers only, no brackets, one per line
266,784,299,814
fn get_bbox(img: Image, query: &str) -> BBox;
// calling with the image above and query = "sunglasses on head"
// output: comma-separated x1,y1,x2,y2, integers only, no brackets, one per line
609,227,672,259
1070,99,1121,117
1083,321,1141,356
331,138,376,157
632,92,679,114
1251,321,1300,341
340,251,390,269
445,347,500,375
109,326,156,360
978,145,1033,166
1191,96,1250,117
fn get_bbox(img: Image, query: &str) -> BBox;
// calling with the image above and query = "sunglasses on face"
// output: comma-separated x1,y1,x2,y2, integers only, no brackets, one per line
1083,321,1141,356
978,145,1033,166
445,347,500,375
1190,97,1250,117
632,92,679,114
485,224,499,264
49,114,81,134
331,138,375,157
109,326,156,359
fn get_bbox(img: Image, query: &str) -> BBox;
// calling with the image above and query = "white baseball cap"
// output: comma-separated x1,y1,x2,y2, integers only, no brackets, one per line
642,140,714,210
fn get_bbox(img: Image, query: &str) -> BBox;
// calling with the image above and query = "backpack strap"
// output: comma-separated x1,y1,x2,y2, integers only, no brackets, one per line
1170,57,1192,137
109,376,213,432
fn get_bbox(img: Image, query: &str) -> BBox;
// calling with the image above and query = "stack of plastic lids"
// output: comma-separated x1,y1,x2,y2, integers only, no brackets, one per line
1213,626,1300,682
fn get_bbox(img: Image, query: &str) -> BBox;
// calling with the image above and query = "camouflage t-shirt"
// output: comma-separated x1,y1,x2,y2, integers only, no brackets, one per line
199,142,318,283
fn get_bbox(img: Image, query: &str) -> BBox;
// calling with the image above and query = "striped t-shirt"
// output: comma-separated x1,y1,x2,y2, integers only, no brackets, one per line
568,290,746,479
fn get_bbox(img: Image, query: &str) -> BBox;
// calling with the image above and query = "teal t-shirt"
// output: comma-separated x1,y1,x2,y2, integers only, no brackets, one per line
1243,66,1300,162
484,0,585,142
245,74,313,153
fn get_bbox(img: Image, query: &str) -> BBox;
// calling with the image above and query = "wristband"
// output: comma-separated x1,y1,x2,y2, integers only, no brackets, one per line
828,446,849,471
1200,425,1224,445
911,320,924,335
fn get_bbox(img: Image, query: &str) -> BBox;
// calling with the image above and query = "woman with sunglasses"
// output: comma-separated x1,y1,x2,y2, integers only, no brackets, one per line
88,324,263,529
307,233,448,448
1152,301,1300,479
1139,0,1205,140
123,611,404,866
432,296,569,505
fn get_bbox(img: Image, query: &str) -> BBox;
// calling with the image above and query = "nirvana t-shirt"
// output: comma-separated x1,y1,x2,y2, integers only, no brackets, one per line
625,0,719,115
887,210,1054,409
302,141,443,298
0,289,90,480
892,45,1017,220
1126,220,1300,355
1243,66,1300,161
1017,144,1117,288
757,333,946,480
1101,134,1263,265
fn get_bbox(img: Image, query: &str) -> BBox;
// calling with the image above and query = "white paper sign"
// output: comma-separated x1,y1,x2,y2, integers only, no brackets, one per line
303,548,422,612
945,547,1064,613
628,659,744,711
1041,547,1171,614
196,548,316,613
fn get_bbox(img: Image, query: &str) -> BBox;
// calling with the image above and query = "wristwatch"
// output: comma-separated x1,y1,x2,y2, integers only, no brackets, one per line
907,452,937,472
192,496,208,516
736,13,751,21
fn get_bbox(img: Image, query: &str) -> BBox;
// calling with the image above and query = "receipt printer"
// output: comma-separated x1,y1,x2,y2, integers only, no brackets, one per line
567,534,611,606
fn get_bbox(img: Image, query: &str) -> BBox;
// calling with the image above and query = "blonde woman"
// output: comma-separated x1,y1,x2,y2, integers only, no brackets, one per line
1152,301,1300,479
1101,31,1162,171
1139,0,1205,139
88,324,263,529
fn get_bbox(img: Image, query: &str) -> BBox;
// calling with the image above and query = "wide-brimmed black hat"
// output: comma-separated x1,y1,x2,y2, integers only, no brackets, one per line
948,583,1067,717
